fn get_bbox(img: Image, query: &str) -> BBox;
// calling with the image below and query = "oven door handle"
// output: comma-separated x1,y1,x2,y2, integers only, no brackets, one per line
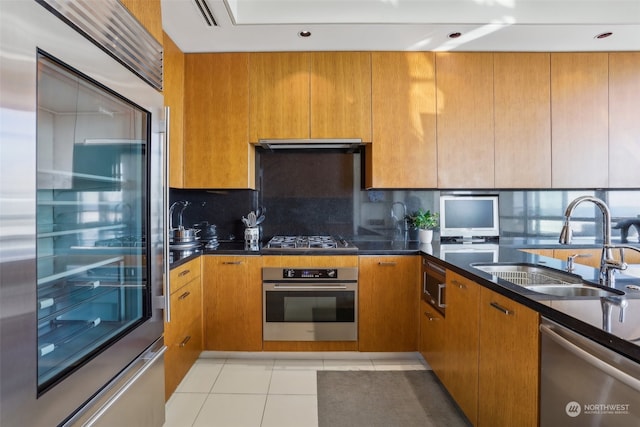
272,284,349,290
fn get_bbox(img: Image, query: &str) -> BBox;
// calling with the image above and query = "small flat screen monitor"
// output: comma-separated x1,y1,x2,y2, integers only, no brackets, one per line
439,195,500,243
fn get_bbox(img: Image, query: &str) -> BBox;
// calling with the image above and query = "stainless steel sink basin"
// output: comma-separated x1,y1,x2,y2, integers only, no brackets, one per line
472,263,583,286
524,284,623,297
472,263,624,298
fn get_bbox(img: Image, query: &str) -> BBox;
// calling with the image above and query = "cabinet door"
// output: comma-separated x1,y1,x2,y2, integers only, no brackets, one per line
369,52,437,188
164,276,203,400
609,52,640,188
436,52,494,188
551,53,609,188
478,288,539,427
358,256,419,352
203,256,262,351
164,32,185,188
419,300,446,379
184,53,254,189
494,53,551,188
443,271,480,425
310,52,372,141
249,52,311,141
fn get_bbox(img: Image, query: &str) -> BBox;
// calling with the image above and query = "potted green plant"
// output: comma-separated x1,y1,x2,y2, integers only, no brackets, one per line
407,209,439,243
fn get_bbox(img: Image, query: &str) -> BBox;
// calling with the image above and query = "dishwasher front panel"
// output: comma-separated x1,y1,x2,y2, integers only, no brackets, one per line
540,318,640,427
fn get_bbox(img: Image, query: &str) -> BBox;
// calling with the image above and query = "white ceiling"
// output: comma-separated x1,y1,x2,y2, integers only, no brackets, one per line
161,0,640,52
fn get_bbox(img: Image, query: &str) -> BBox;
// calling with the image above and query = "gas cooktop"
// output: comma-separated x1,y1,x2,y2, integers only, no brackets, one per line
263,235,357,252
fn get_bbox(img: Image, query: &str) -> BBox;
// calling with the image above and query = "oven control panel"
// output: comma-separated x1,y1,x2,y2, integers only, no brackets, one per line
283,269,337,279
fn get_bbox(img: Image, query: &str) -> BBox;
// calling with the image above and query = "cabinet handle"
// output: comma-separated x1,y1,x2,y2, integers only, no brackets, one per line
378,261,397,266
178,269,191,277
490,301,513,316
223,261,243,265
437,283,446,308
452,280,466,289
424,311,439,321
423,272,427,294
179,335,191,347
178,291,191,300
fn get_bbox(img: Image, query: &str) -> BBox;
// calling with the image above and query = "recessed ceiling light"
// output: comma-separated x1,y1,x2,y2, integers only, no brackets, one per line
448,32,462,39
595,32,613,39
298,31,312,38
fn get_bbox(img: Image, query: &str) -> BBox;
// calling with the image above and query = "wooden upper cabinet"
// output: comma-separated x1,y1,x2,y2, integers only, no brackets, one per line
436,52,494,188
249,52,371,142
494,53,551,188
609,52,640,188
310,52,372,141
163,32,185,188
119,0,163,44
183,53,255,189
249,52,311,141
551,53,609,188
369,52,437,188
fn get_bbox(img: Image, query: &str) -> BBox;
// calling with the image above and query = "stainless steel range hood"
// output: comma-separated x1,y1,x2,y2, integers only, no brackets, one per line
258,139,363,151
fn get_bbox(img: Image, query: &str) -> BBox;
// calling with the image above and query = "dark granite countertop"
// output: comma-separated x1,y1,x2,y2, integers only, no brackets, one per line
168,237,640,363
420,241,640,364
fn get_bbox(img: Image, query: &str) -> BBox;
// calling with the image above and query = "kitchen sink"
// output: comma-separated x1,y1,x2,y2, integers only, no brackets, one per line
472,263,624,298
524,284,623,297
472,263,583,286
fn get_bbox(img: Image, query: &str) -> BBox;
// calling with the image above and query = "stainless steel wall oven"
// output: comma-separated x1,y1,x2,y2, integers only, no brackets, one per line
1,2,166,426
263,267,358,341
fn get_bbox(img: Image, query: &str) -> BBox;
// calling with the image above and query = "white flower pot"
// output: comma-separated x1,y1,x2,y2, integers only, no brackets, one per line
418,229,433,244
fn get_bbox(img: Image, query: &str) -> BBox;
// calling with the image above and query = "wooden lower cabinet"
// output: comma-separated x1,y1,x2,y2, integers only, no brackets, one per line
358,255,420,352
442,271,480,425
165,257,203,400
478,288,539,427
202,256,262,351
419,299,446,378
431,268,540,427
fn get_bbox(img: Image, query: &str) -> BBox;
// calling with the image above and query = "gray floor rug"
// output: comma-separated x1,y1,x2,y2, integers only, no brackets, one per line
317,370,471,427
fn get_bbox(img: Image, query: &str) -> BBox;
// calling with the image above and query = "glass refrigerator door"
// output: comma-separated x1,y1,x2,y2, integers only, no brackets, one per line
36,51,151,393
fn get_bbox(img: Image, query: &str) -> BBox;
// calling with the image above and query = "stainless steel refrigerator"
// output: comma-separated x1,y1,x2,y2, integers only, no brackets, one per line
1,1,167,426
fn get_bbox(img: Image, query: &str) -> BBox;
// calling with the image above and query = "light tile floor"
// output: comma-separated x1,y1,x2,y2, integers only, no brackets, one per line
164,352,429,427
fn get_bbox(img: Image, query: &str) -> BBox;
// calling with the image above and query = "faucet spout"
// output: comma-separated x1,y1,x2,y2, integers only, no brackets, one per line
559,196,619,287
600,296,628,333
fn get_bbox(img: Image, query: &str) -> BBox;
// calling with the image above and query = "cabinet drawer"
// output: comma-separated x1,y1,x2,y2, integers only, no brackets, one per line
165,278,201,343
169,257,201,294
164,316,202,400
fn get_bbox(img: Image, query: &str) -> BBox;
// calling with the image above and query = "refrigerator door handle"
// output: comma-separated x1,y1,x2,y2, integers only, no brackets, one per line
161,106,171,323
540,323,640,392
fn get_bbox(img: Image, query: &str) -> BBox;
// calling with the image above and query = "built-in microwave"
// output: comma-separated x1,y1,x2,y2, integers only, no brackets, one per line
422,258,447,315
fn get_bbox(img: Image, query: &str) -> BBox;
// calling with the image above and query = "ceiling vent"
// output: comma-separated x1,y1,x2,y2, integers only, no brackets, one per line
193,0,218,26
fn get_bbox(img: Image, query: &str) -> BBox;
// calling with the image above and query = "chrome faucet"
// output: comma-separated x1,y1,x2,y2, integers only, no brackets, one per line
559,196,640,287
600,295,628,333
390,202,407,236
